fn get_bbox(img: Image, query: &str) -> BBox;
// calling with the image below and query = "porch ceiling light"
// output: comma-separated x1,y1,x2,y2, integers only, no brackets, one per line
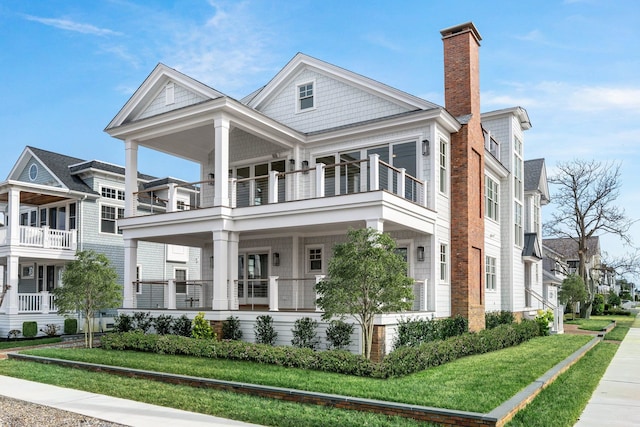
417,246,425,262
273,252,280,266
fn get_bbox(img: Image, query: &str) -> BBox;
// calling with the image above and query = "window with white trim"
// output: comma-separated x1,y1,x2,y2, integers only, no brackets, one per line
514,202,523,247
136,265,142,294
439,244,448,282
486,256,496,291
100,205,124,234
307,246,323,273
101,186,125,201
175,268,187,294
439,140,447,194
513,137,523,201
485,176,499,221
298,82,314,110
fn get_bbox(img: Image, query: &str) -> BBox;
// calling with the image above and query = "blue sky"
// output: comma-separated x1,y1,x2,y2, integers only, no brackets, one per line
1,0,639,264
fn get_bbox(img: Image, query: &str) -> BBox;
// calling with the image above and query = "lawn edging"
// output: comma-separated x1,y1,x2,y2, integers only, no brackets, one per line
7,335,601,427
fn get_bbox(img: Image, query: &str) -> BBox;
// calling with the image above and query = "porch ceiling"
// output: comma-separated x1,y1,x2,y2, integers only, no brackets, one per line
0,192,69,206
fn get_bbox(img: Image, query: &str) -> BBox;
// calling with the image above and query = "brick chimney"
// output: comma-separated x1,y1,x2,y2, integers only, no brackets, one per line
441,22,485,331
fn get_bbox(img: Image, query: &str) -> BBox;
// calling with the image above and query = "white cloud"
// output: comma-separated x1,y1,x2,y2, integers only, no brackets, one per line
24,15,121,36
362,33,403,52
568,87,640,112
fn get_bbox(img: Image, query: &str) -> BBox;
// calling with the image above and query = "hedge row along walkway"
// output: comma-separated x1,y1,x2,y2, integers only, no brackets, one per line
8,336,600,427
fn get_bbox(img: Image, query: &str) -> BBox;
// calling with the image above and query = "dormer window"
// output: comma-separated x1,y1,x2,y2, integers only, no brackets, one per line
298,82,314,111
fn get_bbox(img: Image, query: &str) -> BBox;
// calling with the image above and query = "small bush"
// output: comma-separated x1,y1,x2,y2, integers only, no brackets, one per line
254,315,277,346
192,312,214,340
132,312,153,333
607,292,621,307
591,294,605,316
22,321,38,338
113,314,133,333
64,318,78,335
153,314,174,335
535,309,554,336
605,307,631,316
485,311,515,329
172,314,193,337
291,317,320,350
394,315,469,349
326,320,354,350
40,324,59,337
222,316,243,340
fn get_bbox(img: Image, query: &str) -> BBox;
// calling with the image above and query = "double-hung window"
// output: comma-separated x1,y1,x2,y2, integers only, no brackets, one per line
298,82,314,110
486,256,496,290
439,140,447,194
101,205,124,234
485,176,499,221
307,246,323,273
439,244,448,282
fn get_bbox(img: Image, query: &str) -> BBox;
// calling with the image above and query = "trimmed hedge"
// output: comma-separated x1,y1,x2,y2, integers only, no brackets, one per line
393,315,468,349
22,321,38,338
101,319,540,378
64,318,78,335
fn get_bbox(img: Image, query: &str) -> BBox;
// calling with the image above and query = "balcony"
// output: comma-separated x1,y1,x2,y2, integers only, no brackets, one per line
0,226,77,251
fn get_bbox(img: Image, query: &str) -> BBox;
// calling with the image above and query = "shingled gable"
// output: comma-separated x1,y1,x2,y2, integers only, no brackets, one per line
105,63,227,131
524,158,550,203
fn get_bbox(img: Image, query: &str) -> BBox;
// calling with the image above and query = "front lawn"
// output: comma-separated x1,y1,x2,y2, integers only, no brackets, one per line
20,334,592,413
0,337,62,350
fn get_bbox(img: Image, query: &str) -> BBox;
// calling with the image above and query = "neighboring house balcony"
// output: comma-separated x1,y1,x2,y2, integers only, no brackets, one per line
0,226,77,252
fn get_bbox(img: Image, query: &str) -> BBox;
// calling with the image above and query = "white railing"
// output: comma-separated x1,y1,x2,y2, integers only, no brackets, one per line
17,292,57,313
133,155,429,216
16,226,77,250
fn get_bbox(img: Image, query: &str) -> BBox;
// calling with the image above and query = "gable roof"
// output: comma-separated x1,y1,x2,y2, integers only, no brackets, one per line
21,146,97,195
543,236,601,261
524,158,550,204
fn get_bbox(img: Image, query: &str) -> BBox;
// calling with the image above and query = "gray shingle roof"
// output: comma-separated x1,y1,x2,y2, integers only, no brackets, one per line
524,158,544,191
27,146,97,195
543,236,601,260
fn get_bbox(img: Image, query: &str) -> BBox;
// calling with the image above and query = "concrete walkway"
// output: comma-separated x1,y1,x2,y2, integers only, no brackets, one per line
575,322,640,426
0,375,261,427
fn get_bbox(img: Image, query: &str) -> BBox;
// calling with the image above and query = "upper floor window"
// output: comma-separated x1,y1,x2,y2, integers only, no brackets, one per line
485,176,499,222
440,243,448,282
439,140,447,194
298,82,314,111
514,202,523,247
101,186,125,201
29,163,38,181
101,205,124,234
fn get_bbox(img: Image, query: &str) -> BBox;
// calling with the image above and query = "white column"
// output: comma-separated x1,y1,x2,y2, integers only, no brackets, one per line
315,163,325,198
268,170,279,204
227,232,239,310
398,168,406,198
8,187,20,246
6,255,19,314
167,279,177,310
213,116,230,207
41,290,50,313
125,139,138,217
369,154,380,191
212,230,229,309
269,276,279,311
167,183,178,212
123,239,138,309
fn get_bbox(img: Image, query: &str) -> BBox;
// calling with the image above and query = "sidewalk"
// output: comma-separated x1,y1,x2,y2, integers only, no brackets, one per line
0,375,261,427
574,323,640,426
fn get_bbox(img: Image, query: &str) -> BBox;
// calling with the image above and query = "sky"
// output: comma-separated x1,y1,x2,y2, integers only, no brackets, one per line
1,0,639,270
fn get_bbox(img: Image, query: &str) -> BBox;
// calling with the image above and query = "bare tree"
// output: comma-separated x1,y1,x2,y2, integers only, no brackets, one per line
544,159,633,317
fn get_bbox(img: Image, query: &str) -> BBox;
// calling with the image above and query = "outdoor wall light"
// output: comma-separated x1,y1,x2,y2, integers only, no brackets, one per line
210,256,214,268
273,252,280,266
417,246,425,262
289,159,296,170
302,160,309,169
208,173,215,185
422,139,430,156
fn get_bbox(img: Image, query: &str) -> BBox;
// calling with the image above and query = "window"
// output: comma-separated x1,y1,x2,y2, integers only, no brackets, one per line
175,269,187,294
100,205,124,234
101,186,125,201
69,203,77,230
485,176,499,221
486,256,496,290
308,246,323,272
136,265,142,294
177,200,186,210
513,137,523,201
29,163,38,181
440,244,448,282
514,202,523,246
533,196,540,233
439,140,447,194
298,82,314,110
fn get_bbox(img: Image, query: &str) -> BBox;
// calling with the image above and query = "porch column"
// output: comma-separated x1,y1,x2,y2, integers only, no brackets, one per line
227,232,239,310
41,290,50,313
7,187,20,246
269,276,279,311
315,163,325,198
213,115,230,207
166,183,178,212
212,230,229,310
397,168,406,197
369,154,380,191
6,255,19,314
167,279,177,310
268,171,279,204
125,139,138,217
366,218,384,232
123,239,138,309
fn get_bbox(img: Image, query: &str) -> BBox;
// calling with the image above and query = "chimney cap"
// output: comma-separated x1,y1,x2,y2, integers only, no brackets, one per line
440,22,482,43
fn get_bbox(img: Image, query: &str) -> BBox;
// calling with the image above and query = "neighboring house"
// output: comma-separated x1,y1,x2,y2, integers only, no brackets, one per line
98,21,553,357
543,236,603,288
0,146,200,336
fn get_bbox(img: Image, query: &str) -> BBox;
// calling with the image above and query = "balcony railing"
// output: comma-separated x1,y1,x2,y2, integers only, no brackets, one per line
0,226,77,250
133,154,429,216
17,292,57,313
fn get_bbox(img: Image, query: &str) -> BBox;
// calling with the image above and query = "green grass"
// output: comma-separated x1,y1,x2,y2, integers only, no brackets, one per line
20,334,592,413
0,337,62,350
0,359,432,427
506,341,618,427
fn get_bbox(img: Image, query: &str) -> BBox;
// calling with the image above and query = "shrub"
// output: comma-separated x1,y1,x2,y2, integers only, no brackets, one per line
605,307,631,316
485,310,514,329
153,314,174,335
40,324,59,337
113,313,133,333
591,294,605,315
8,329,20,339
192,312,214,339
393,315,469,349
535,309,554,336
607,292,621,307
254,315,277,346
172,314,193,337
325,320,354,350
291,317,320,350
22,321,38,338
222,316,243,340
64,318,78,335
132,312,153,333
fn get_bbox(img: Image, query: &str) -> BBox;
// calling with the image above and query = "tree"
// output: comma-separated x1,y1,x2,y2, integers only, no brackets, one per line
558,274,588,320
545,159,633,317
53,250,122,348
315,228,414,359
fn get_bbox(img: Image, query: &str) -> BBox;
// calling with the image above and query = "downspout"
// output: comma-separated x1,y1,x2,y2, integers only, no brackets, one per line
78,195,87,251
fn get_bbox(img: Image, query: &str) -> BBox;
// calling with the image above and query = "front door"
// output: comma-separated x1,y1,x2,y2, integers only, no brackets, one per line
237,253,269,306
